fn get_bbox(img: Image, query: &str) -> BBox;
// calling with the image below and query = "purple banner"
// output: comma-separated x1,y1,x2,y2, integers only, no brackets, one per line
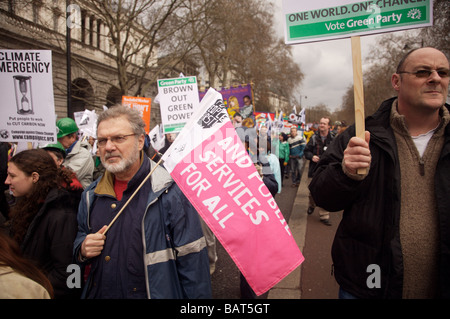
199,84,255,127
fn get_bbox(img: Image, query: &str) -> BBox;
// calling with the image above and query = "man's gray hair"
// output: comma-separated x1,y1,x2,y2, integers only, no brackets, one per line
97,104,146,136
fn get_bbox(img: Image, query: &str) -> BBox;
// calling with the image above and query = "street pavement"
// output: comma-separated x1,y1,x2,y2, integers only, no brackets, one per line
211,162,342,299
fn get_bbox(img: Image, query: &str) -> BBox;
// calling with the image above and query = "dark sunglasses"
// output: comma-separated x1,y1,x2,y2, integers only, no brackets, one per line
398,69,449,78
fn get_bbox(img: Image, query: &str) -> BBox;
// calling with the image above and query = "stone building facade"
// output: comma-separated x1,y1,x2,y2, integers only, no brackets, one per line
1,1,290,130
0,0,168,128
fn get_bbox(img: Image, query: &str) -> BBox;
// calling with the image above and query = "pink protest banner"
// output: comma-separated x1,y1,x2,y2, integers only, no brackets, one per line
162,88,304,295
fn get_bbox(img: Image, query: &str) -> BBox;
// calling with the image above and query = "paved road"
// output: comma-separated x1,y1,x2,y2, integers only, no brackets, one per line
300,202,342,299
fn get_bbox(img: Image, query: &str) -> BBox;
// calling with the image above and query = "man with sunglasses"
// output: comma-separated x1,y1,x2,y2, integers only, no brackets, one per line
309,47,450,299
73,105,211,299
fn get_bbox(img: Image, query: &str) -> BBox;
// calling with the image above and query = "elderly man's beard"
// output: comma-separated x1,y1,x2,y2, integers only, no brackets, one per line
102,141,140,174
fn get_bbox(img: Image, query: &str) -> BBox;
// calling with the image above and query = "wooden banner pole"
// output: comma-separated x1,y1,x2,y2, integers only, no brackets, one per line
350,36,367,175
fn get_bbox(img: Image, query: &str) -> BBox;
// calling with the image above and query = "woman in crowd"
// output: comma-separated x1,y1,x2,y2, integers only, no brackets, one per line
0,231,53,298
277,133,290,186
5,149,80,299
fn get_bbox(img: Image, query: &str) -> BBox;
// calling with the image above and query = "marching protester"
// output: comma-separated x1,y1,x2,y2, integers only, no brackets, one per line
304,117,335,226
5,149,80,299
304,126,314,143
40,141,84,194
158,132,177,155
257,126,281,192
276,132,290,187
92,148,106,181
287,126,306,187
243,128,279,196
73,105,211,299
309,47,450,298
261,138,282,194
56,117,94,188
0,232,53,298
336,120,348,136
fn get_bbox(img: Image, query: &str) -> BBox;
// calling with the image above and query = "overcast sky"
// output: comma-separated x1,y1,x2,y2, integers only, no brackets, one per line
272,1,383,111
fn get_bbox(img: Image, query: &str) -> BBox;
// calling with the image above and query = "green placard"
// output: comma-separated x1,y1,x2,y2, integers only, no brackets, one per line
284,0,432,44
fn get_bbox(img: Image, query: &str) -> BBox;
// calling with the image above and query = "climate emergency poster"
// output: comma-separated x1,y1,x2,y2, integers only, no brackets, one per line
0,49,57,144
283,0,433,44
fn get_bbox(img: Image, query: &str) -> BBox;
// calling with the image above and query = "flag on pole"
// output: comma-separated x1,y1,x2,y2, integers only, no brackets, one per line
299,108,306,125
162,88,304,295
148,124,165,151
278,110,284,123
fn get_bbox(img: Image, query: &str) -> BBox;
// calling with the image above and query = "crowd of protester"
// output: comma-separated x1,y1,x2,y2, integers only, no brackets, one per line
1,47,449,299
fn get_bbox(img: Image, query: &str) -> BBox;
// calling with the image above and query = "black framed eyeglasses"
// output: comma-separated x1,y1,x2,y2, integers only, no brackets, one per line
97,133,137,147
398,69,449,78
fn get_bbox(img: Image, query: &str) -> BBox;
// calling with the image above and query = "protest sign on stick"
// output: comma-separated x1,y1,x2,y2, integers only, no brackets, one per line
162,88,304,295
158,76,199,134
282,0,433,172
282,1,433,45
122,96,152,134
351,36,367,174
0,49,57,144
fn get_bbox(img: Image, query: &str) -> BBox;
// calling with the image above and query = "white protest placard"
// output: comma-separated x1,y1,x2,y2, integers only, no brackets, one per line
74,109,98,138
0,50,57,144
148,124,165,151
282,0,433,44
157,76,199,134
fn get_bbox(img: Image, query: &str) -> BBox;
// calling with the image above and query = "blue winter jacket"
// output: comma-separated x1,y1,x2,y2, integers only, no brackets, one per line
73,154,212,299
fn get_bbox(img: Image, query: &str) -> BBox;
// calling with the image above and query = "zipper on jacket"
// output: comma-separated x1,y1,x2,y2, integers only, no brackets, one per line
141,185,170,299
419,158,425,176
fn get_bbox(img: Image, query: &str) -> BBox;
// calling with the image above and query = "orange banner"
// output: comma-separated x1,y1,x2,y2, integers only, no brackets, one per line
122,96,152,133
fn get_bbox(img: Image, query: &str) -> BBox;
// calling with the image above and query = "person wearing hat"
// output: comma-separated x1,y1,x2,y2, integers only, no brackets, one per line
56,118,94,189
40,142,66,167
40,142,83,193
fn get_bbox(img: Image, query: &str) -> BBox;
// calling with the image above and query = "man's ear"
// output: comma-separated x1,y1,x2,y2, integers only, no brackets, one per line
391,73,401,92
138,134,146,151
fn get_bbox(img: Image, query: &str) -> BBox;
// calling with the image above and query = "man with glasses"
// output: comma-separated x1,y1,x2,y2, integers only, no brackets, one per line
73,105,211,299
309,47,450,298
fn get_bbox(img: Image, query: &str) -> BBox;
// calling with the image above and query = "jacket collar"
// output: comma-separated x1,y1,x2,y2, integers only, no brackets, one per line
0,266,14,276
390,99,450,138
313,129,333,144
367,97,450,162
368,97,450,131
366,97,396,130
149,159,173,194
94,151,173,197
